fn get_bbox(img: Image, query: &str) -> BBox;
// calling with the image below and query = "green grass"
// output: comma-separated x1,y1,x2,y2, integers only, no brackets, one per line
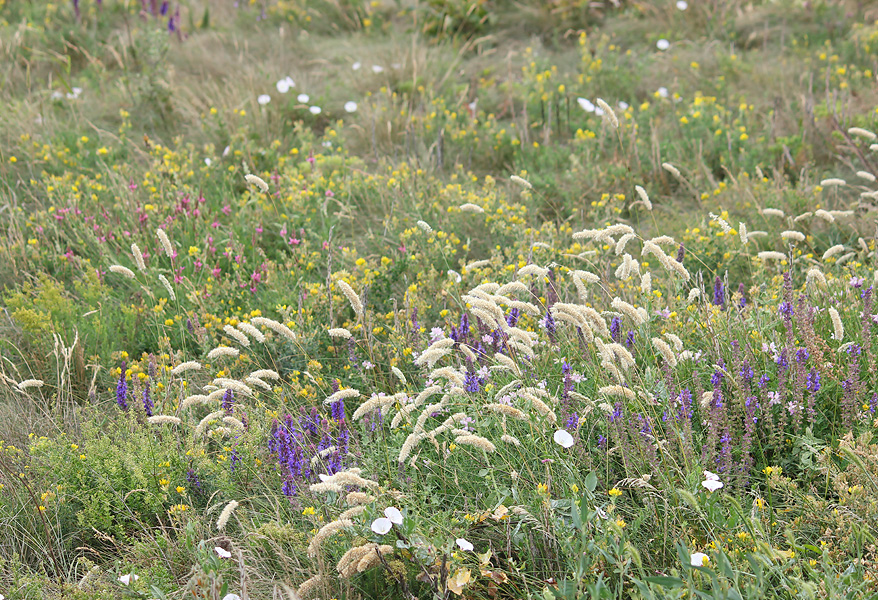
2,0,878,598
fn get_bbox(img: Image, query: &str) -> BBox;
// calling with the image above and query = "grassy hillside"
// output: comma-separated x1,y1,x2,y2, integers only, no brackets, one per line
2,0,878,598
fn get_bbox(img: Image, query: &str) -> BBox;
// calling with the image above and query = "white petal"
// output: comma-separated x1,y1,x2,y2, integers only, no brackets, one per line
344,101,358,113
553,429,575,448
703,470,719,481
701,479,724,492
656,39,670,50
222,595,242,600
257,94,271,106
371,517,393,535
215,546,232,558
657,87,669,98
676,0,688,9
352,61,362,70
384,506,403,524
456,538,474,551
276,80,290,93
690,552,708,567
372,65,384,73
309,106,322,115
577,97,595,112
297,93,310,103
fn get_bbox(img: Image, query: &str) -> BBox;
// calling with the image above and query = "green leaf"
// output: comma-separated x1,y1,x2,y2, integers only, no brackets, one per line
641,575,685,588
584,471,597,493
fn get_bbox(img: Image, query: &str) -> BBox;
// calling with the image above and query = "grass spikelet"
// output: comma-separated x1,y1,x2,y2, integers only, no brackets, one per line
337,543,379,578
223,325,250,347
465,259,492,271
336,280,364,319
216,500,239,531
761,208,785,218
757,251,787,261
856,171,876,182
615,233,637,255
398,431,423,463
324,388,361,405
157,274,176,301
661,162,681,178
428,366,466,387
414,346,451,368
829,307,844,341
738,222,748,244
611,297,646,325
454,434,497,452
328,327,352,339
517,264,549,278
223,416,245,430
250,317,297,341
820,178,845,186
249,369,279,380
171,361,202,376
500,434,522,446
687,288,701,303
338,505,367,521
147,415,182,425
599,385,636,400
244,173,269,192
207,346,239,360
297,575,323,599
806,268,827,286
236,322,265,343
109,265,135,279
17,379,45,390
664,333,684,352
195,410,225,437
156,228,174,258
180,394,210,409
780,230,805,242
510,175,533,189
486,403,528,420
849,127,877,140
391,365,406,384
634,185,652,210
307,519,354,557
651,337,677,367
794,212,812,222
596,98,619,129
459,203,485,213
640,272,652,295
416,220,433,233
346,491,373,505
131,243,147,272
822,245,845,260
493,353,522,376
709,212,732,234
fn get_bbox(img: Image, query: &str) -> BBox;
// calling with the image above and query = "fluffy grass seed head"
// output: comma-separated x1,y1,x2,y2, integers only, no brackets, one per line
500,434,522,446
171,361,202,375
757,251,787,261
17,379,44,390
820,178,845,187
307,519,354,557
459,203,485,213
599,385,636,400
823,245,845,260
244,173,269,192
829,307,844,341
761,208,785,218
416,220,433,233
510,175,533,190
849,127,877,141
856,171,876,182
157,274,176,301
738,223,748,244
454,434,497,453
328,327,353,339
781,230,805,243
207,346,240,360
596,98,619,129
147,415,182,425
223,325,250,347
156,228,174,258
336,280,364,319
237,322,265,343
131,243,147,272
661,162,681,178
634,185,652,210
391,365,406,385
109,265,135,279
216,500,239,530
250,317,297,341
297,575,323,600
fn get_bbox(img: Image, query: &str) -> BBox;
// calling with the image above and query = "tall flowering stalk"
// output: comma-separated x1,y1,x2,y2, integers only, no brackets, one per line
116,363,128,410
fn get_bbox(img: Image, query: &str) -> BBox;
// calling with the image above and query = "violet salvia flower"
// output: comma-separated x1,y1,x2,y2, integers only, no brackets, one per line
676,243,685,263
142,380,153,416
624,330,635,349
739,361,754,383
330,398,346,422
713,276,725,307
806,369,820,393
609,316,621,342
464,369,481,393
222,389,235,415
505,307,520,328
795,348,810,364
738,283,747,308
116,363,129,410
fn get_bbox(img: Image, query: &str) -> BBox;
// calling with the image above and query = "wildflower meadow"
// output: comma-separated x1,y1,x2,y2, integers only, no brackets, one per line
3,0,878,598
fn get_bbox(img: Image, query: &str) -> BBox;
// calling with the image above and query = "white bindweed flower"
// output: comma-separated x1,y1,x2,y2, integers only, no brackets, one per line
276,76,295,93
371,517,393,535
257,94,271,106
118,573,139,586
344,101,358,113
384,506,403,524
676,0,688,9
215,546,232,558
204,157,212,166
352,61,362,70
690,552,709,567
222,595,242,600
309,106,322,115
577,97,595,112
657,86,669,98
553,429,575,448
456,538,474,551
703,470,720,481
701,477,724,492
372,65,384,73
657,39,670,50
297,93,310,103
